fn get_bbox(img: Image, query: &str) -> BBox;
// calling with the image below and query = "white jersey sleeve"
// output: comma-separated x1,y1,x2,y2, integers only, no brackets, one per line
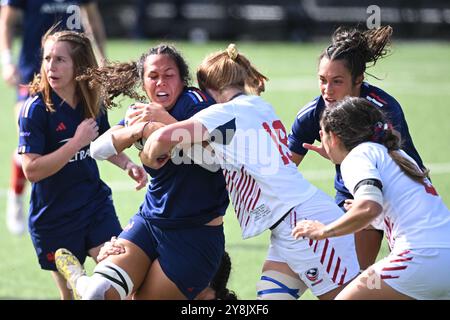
192,102,237,145
340,143,382,196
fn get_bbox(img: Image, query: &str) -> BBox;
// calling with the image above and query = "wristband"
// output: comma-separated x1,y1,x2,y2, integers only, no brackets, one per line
89,132,118,160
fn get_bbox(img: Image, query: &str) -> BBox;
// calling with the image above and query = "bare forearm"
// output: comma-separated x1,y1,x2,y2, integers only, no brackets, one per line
0,6,16,52
23,140,82,182
82,3,106,58
324,200,382,238
107,152,132,170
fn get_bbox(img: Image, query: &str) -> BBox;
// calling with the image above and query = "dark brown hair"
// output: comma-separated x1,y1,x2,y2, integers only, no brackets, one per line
319,25,392,83
79,44,191,108
321,97,429,184
210,251,237,300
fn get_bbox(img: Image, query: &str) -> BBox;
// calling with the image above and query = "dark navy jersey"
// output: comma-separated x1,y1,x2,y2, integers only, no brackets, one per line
132,87,229,228
18,91,112,236
288,82,424,205
3,0,92,84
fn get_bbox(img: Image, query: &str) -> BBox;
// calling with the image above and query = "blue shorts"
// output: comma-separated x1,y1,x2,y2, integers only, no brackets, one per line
30,203,122,271
119,214,225,299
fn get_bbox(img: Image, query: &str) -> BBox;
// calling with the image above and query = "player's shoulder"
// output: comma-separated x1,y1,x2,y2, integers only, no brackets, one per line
295,96,323,120
362,82,401,109
19,94,45,119
179,87,214,107
350,141,387,162
1,0,24,9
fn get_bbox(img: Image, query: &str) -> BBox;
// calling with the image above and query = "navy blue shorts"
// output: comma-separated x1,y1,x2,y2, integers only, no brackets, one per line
30,203,122,271
119,214,225,299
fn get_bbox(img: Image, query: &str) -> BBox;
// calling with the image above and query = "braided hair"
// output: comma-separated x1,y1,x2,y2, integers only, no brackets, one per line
210,251,238,300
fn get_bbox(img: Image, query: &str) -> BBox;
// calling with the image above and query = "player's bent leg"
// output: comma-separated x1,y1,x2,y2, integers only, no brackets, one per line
354,228,383,270
6,153,27,235
134,258,186,300
56,239,151,300
334,267,413,300
84,239,151,300
257,261,307,300
7,100,28,235
51,270,75,300
55,248,87,300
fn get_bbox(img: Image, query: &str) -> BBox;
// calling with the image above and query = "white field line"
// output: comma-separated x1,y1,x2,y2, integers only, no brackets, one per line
0,162,449,197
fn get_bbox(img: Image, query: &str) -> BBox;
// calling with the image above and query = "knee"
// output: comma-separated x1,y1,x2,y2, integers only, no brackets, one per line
256,270,306,300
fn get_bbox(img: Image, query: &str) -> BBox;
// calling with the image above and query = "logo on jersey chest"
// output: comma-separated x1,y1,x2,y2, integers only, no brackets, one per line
58,138,91,162
56,122,67,132
69,148,91,162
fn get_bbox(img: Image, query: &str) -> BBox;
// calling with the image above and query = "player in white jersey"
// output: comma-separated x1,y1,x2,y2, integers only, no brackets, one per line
140,44,360,300
292,97,450,299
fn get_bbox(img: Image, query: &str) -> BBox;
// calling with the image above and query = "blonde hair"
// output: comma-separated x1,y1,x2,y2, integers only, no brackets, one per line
29,29,101,119
197,43,268,96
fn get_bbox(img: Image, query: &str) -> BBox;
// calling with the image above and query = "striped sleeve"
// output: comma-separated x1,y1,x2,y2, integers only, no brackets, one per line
18,96,47,155
181,88,214,119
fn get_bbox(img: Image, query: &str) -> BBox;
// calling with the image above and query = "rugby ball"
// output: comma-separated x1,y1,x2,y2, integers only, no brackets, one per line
124,104,146,151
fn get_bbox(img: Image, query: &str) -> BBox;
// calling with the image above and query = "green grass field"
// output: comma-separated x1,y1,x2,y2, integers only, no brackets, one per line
0,40,449,300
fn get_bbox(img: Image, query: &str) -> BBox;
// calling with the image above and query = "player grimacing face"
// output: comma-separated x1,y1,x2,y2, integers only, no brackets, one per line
43,39,76,98
142,54,185,111
318,57,362,108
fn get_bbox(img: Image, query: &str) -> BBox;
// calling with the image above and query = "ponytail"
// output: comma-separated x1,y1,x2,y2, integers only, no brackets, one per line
321,97,429,185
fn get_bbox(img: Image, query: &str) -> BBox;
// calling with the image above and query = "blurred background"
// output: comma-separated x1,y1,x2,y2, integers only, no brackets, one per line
99,0,450,41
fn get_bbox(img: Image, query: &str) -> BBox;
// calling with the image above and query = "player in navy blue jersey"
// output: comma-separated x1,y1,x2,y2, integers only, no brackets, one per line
288,25,425,270
0,0,106,235
54,44,230,300
17,30,146,300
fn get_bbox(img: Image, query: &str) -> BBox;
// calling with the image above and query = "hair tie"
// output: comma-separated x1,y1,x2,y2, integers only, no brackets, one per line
226,43,238,60
371,121,392,142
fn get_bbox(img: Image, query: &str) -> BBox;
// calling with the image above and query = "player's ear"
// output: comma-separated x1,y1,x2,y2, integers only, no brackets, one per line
354,74,364,86
330,131,340,147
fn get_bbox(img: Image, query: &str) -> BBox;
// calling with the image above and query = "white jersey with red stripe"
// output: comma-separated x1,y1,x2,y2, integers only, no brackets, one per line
341,142,450,252
192,94,317,239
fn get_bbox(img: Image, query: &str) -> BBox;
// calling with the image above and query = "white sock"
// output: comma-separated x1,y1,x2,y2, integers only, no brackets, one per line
80,274,112,300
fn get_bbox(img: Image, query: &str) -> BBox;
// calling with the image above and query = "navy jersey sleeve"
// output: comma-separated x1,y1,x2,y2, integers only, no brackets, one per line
288,98,322,155
18,96,47,155
97,109,111,135
2,0,25,9
177,87,215,120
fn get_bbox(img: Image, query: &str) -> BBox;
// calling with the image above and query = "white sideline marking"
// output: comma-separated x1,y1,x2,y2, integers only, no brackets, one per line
0,162,449,197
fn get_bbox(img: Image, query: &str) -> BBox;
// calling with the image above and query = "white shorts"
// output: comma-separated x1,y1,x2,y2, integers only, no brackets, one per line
372,247,450,299
266,190,360,297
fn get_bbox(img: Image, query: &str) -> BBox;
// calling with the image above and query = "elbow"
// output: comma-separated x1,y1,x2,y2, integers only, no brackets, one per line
139,152,164,170
364,200,383,220
23,168,40,183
